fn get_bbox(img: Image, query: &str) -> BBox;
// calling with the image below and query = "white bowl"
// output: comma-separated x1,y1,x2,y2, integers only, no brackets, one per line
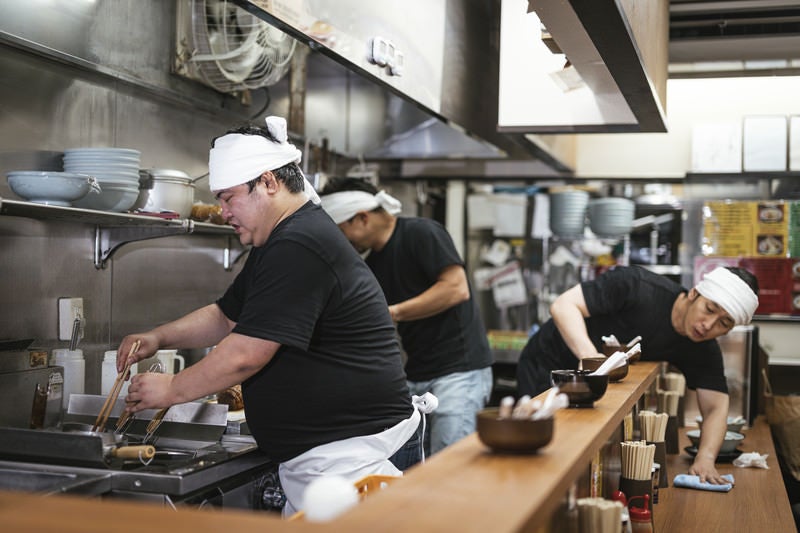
686,429,744,453
6,171,99,207
73,183,139,212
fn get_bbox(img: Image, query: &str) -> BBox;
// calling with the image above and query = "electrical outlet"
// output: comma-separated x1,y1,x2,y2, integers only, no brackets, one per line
58,297,84,341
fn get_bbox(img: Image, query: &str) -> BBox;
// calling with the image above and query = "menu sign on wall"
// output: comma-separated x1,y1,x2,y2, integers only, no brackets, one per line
702,200,791,258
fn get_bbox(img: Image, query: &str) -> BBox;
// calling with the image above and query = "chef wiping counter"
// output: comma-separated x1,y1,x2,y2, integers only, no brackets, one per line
516,265,759,485
115,116,423,516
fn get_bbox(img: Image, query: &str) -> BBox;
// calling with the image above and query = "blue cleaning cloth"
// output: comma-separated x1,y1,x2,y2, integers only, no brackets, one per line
673,474,735,492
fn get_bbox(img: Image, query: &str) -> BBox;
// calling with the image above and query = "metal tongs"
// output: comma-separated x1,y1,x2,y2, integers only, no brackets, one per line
115,360,169,444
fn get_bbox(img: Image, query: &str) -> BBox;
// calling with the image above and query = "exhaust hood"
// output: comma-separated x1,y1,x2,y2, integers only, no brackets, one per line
233,0,560,168
499,0,669,134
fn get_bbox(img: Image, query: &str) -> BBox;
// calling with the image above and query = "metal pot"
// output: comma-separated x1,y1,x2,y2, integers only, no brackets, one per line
134,168,195,217
62,422,155,460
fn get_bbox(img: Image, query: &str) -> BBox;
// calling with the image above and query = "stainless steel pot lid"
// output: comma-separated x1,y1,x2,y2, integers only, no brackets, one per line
140,168,193,183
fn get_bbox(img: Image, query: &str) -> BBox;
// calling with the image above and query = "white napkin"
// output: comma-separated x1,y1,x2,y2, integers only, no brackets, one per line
589,351,628,376
733,451,769,469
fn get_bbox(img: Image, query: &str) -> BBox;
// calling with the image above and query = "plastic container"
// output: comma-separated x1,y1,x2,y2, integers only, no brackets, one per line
51,348,85,410
628,494,652,533
101,350,137,397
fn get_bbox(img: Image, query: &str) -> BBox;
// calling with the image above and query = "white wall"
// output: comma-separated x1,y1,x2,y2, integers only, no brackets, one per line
574,76,800,177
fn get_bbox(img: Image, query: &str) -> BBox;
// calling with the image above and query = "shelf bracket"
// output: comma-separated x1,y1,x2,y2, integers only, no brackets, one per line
94,220,195,269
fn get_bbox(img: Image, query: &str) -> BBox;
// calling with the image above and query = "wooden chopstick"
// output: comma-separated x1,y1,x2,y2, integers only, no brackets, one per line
92,340,140,432
144,407,169,442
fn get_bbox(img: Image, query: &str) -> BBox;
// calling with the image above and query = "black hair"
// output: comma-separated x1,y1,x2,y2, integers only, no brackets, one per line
211,124,306,194
320,176,379,196
725,266,759,295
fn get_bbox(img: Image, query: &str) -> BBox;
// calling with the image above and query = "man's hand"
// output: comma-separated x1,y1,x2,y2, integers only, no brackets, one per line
688,454,732,485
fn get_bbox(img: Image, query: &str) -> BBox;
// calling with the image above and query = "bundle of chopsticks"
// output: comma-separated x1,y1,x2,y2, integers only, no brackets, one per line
658,372,686,417
93,340,139,433
639,410,668,443
577,497,624,533
657,391,680,417
620,440,655,480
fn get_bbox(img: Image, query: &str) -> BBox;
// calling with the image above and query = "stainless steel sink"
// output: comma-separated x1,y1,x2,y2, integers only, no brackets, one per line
0,461,112,496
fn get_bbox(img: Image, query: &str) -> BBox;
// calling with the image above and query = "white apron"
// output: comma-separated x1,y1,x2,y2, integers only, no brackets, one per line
279,407,421,516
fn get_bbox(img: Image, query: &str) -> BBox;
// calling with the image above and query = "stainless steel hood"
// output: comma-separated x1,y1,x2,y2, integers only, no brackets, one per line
234,0,565,170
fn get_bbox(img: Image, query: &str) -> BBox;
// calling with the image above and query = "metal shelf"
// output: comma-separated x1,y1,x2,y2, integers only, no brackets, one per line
0,197,243,269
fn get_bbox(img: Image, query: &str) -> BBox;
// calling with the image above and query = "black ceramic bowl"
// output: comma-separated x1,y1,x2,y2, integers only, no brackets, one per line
580,356,629,382
550,369,609,408
476,408,554,453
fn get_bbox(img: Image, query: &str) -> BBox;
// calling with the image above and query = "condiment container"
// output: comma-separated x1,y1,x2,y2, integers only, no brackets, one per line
628,494,653,533
51,348,85,410
101,350,136,397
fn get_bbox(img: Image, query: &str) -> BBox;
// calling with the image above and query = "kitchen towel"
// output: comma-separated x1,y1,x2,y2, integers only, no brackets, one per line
672,474,734,492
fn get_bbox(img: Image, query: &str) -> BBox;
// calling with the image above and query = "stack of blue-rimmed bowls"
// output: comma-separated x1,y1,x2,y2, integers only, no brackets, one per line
63,148,141,212
549,190,589,237
588,197,635,238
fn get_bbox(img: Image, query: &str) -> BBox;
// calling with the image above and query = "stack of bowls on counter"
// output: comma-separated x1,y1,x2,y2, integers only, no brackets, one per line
63,148,141,212
549,189,589,238
587,197,635,238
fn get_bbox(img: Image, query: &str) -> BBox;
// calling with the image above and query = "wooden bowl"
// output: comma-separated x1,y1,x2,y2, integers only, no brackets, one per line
550,370,609,408
602,344,641,363
476,408,554,453
580,356,629,382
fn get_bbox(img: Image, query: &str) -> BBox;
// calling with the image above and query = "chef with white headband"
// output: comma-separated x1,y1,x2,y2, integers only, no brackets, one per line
515,263,760,487
694,266,759,326
320,188,402,224
116,115,426,517
209,115,320,204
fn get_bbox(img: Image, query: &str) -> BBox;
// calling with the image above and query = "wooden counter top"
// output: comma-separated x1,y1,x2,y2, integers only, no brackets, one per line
334,362,660,532
654,416,795,532
0,363,661,532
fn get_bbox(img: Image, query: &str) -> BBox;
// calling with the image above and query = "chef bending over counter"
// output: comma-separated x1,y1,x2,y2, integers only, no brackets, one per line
516,265,759,485
115,116,423,516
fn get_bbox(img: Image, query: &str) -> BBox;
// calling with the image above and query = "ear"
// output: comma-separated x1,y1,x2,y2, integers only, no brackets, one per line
261,171,279,193
687,288,700,301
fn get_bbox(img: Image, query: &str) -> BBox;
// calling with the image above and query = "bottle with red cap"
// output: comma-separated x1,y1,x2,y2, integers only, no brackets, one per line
628,493,653,533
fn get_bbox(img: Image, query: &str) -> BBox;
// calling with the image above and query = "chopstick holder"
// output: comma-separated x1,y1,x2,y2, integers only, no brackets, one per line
647,441,669,488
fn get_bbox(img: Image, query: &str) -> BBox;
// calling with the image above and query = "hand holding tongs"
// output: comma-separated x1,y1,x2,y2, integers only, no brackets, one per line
94,340,140,433
116,360,169,443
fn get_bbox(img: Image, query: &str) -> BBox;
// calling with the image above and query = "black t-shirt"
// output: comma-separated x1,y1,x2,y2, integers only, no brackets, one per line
517,266,727,396
365,217,493,381
217,202,412,462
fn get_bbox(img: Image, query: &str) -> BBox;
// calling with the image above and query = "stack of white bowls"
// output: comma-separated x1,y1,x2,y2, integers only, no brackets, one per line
549,190,589,237
63,148,141,212
588,197,635,238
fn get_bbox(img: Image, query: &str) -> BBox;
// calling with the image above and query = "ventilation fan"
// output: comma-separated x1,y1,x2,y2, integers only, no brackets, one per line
176,0,297,94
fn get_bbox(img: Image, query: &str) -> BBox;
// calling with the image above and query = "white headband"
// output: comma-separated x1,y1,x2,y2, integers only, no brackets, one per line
320,190,402,224
208,116,320,204
695,267,759,325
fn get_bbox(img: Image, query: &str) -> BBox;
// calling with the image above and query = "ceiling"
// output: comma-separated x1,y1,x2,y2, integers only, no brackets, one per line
668,0,800,74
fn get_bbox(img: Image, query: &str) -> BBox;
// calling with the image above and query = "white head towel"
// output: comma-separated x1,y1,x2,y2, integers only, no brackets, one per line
208,116,319,204
695,267,759,325
320,190,402,224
